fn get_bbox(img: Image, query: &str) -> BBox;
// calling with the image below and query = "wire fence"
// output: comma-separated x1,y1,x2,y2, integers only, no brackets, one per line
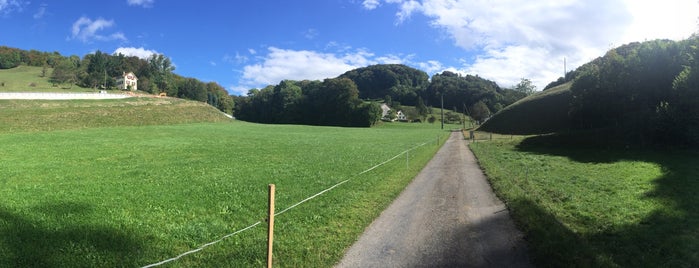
141,137,439,267
465,130,517,141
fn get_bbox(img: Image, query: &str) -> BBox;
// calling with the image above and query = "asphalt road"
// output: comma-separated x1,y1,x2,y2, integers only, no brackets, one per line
335,131,532,268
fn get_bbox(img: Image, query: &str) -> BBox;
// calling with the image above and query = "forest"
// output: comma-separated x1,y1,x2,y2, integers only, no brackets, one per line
560,37,699,146
0,46,234,114
235,64,529,127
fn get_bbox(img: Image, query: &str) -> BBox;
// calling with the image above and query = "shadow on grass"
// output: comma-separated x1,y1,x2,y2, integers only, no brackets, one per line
0,201,144,267
511,134,699,267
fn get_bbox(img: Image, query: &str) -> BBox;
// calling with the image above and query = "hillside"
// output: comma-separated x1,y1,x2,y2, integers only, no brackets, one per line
0,97,232,133
0,65,94,92
477,82,572,135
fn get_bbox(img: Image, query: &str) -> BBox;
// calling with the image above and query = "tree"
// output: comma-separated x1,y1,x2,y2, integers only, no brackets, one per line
416,96,428,120
0,46,22,69
428,115,436,124
470,101,491,123
149,54,175,93
514,78,536,96
50,58,77,87
339,64,429,105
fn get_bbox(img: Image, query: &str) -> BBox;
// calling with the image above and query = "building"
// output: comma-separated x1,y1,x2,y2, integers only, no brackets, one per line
116,72,138,91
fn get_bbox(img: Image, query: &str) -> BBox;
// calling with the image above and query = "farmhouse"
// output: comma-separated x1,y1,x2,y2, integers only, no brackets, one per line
116,72,138,91
396,110,407,121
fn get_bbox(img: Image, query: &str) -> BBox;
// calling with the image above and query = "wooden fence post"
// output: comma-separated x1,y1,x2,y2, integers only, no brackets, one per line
267,184,275,268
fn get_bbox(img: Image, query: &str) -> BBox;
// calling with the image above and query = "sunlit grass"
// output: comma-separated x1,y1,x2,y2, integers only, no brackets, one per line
0,121,451,267
470,136,699,267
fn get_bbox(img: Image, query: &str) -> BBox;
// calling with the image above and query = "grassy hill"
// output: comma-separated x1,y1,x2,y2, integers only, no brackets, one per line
0,97,232,133
478,82,572,134
0,65,97,92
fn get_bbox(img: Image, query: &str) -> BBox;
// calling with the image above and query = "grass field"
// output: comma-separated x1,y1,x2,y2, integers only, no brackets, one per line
0,103,453,267
469,134,699,267
478,82,572,135
0,65,96,92
0,97,231,133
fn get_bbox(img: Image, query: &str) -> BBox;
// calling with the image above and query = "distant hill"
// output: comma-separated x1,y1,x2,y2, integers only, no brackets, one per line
478,82,572,135
339,64,429,106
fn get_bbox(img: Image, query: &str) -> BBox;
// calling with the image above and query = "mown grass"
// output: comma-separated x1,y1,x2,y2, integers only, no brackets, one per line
0,97,230,133
0,65,96,92
469,134,699,267
478,82,572,135
0,120,452,267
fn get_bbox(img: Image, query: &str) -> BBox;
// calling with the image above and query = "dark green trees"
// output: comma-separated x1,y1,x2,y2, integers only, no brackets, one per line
339,64,429,105
569,38,699,146
234,78,382,127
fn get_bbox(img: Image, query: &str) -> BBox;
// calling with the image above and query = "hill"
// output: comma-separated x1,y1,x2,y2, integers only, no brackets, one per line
0,65,94,92
478,82,572,135
480,37,699,147
339,64,429,106
0,97,232,133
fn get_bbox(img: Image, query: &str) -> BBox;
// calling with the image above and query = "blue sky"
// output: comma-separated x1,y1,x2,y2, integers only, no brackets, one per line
1,0,698,95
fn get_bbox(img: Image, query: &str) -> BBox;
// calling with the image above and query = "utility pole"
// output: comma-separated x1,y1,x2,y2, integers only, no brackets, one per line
440,93,444,130
563,57,567,82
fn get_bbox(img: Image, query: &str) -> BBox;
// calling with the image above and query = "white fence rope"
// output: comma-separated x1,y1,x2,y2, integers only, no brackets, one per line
141,138,437,267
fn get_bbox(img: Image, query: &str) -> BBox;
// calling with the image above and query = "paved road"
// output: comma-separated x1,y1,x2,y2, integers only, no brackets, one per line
336,131,532,268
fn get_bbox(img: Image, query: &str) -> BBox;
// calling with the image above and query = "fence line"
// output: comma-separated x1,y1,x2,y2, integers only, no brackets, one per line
140,138,437,267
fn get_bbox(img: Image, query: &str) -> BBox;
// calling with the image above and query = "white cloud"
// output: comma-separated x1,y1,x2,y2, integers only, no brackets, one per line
70,16,127,43
362,0,381,10
230,46,442,95
33,3,47,19
0,0,27,15
416,60,444,75
304,28,319,40
239,47,360,88
127,0,154,7
373,0,699,89
113,47,158,59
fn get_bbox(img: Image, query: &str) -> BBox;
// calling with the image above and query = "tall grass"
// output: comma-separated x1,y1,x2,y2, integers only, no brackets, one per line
470,135,699,267
0,121,451,267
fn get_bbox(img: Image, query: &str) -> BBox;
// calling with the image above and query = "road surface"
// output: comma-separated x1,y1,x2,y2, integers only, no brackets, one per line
336,131,532,268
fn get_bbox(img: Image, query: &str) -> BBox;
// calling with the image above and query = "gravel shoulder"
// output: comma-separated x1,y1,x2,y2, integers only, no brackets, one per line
336,131,532,268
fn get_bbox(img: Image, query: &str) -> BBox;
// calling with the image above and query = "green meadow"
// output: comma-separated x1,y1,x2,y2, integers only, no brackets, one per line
0,65,94,92
470,135,699,267
0,98,452,267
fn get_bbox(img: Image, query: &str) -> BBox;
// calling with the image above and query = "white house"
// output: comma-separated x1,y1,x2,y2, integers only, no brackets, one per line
116,72,138,91
396,110,407,121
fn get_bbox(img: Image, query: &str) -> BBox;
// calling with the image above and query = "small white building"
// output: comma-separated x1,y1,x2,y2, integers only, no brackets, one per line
396,110,407,121
116,72,138,91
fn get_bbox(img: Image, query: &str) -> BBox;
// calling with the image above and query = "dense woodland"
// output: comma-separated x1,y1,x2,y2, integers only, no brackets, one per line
235,64,529,126
551,37,699,146
0,46,234,114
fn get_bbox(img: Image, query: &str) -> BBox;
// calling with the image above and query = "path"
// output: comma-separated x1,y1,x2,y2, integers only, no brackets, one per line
336,131,532,268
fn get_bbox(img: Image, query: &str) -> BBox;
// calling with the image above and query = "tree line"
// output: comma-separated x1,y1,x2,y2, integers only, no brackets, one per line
234,78,382,127
235,64,529,127
0,46,233,114
565,37,699,146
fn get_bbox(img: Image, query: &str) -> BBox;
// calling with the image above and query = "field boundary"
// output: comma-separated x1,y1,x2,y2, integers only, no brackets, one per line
0,92,132,100
141,139,436,267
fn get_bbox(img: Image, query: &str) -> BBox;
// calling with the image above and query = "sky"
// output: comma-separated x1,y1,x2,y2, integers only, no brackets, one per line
1,0,698,95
